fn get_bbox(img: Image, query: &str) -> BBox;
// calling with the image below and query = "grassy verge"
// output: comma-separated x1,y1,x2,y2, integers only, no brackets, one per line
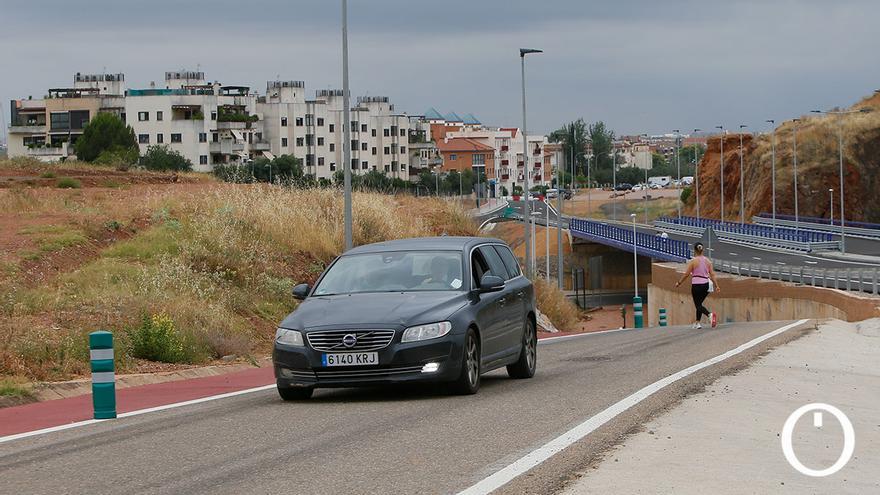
534,278,580,331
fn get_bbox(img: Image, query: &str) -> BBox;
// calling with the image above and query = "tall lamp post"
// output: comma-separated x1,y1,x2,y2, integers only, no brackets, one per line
557,148,564,289
341,0,353,251
766,119,777,230
520,48,542,278
676,133,682,206
791,118,801,232
694,128,702,219
630,213,643,328
641,133,649,225
811,107,871,253
611,150,617,220
715,125,724,222
738,124,747,225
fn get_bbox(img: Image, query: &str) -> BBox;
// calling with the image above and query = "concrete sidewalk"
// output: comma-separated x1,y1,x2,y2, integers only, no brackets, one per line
561,318,880,494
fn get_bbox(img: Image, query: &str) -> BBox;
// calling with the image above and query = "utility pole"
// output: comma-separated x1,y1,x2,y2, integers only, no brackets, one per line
341,0,353,251
519,48,542,277
715,125,724,223
557,148,564,289
792,118,800,232
766,120,776,230
694,128,702,220
738,124,747,225
611,151,617,220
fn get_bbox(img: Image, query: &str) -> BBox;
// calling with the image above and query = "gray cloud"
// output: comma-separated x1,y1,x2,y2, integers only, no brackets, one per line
2,1,879,137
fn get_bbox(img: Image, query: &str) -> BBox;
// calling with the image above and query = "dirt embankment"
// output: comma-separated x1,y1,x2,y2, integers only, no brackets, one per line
687,92,880,222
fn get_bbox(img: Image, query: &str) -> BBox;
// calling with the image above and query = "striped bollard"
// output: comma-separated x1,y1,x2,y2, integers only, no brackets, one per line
89,330,117,419
633,296,643,328
659,308,667,327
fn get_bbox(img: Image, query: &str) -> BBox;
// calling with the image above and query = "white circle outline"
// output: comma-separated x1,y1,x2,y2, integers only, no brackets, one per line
781,403,855,477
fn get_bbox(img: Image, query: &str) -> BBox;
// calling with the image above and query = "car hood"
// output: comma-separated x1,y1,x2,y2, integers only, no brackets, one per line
279,291,469,330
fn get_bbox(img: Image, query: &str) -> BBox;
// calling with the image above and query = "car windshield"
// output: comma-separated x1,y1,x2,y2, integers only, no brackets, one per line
313,251,465,295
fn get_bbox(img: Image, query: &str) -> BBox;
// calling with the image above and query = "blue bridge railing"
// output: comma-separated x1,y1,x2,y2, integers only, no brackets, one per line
569,218,691,262
658,216,834,243
757,213,880,231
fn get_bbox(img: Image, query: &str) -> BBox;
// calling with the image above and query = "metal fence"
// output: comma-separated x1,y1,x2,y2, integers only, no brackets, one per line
569,218,691,262
712,259,880,296
752,215,880,239
654,219,840,253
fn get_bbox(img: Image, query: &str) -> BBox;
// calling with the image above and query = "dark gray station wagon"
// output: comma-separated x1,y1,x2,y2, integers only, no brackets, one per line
273,236,537,400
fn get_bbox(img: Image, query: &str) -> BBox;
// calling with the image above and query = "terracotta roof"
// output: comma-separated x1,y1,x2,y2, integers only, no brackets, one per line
436,137,494,152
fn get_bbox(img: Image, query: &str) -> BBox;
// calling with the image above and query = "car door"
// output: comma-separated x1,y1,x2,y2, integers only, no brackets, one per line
492,244,530,351
470,247,507,361
477,245,522,357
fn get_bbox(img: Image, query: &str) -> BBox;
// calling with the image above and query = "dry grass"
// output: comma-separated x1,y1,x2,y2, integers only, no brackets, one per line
533,278,580,332
0,182,478,382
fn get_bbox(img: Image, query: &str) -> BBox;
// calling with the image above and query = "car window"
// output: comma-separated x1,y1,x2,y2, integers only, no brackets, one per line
478,246,509,280
493,245,521,280
313,251,464,295
471,249,490,289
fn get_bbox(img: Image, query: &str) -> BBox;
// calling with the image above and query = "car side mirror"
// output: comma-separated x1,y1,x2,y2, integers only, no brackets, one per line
292,283,311,300
479,274,505,293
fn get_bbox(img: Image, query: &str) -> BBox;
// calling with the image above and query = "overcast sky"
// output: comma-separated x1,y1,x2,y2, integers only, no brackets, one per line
2,0,879,138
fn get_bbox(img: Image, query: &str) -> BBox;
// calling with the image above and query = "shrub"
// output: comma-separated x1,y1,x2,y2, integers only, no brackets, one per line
533,278,580,332
139,145,193,172
130,313,199,363
680,186,693,204
95,147,139,170
40,171,56,179
56,177,81,189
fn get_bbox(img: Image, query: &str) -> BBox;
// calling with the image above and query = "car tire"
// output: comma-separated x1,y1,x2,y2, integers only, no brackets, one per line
277,383,314,401
507,318,537,379
450,328,480,395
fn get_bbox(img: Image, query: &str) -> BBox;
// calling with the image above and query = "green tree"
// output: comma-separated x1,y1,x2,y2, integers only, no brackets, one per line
139,145,193,171
548,118,590,177
74,112,137,162
588,121,616,172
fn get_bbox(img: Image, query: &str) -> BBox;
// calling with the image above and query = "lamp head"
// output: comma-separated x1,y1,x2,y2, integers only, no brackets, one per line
519,48,543,57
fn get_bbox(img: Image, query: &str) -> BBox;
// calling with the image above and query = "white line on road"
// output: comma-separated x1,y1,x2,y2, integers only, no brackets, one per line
805,261,818,265
777,261,787,265
457,319,810,495
729,252,739,256
752,257,762,260
0,384,275,445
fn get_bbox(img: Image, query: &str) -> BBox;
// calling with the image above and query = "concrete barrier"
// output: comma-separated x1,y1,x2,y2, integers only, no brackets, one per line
648,263,880,327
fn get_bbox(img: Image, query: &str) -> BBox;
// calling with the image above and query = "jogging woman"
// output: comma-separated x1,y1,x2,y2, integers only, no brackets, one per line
675,243,720,329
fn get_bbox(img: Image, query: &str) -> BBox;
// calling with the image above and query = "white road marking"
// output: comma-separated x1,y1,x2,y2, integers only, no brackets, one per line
538,327,634,344
752,257,762,260
777,261,787,265
457,319,810,495
729,252,739,256
805,261,818,265
0,384,276,445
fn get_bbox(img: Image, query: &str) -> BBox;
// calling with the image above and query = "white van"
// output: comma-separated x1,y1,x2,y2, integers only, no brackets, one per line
648,176,672,188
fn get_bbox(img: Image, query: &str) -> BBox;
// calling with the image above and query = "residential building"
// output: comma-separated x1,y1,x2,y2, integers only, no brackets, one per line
7,71,410,179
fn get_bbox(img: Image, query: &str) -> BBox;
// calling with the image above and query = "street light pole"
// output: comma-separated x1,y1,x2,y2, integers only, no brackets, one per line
545,200,550,282
766,120,776,230
520,48,542,278
715,125,724,223
792,118,800,232
611,150,617,220
586,155,591,217
341,0,353,251
557,149,563,289
630,213,638,297
738,124,747,225
673,129,681,218
694,128,702,219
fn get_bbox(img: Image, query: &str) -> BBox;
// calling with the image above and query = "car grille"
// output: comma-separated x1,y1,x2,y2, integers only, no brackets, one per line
314,365,424,380
306,329,395,352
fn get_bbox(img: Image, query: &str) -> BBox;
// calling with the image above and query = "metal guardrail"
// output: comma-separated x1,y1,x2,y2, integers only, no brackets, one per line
658,216,834,242
569,218,691,262
757,213,880,231
752,215,880,239
713,259,880,296
654,218,840,253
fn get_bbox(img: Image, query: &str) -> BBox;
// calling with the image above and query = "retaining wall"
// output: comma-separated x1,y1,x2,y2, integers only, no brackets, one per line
648,262,880,326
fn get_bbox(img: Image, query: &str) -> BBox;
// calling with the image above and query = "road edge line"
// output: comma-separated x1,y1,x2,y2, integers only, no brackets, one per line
0,384,275,445
456,319,810,495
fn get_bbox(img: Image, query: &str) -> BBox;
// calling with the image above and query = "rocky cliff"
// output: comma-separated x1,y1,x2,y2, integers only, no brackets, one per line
685,92,880,222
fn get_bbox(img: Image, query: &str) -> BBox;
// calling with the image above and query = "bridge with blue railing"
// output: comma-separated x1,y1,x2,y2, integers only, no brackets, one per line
653,216,840,252
753,213,880,239
569,218,691,263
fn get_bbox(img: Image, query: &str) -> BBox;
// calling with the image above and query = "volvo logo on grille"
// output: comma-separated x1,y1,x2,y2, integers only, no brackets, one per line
342,333,358,348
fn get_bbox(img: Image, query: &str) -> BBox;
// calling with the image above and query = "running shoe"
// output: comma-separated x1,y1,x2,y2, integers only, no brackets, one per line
710,312,718,328
695,322,702,329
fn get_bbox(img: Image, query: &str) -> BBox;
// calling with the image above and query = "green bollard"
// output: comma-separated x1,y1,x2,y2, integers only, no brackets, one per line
659,308,667,327
89,331,117,419
633,296,643,328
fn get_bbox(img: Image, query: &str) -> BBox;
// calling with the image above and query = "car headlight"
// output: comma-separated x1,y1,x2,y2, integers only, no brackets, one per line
401,321,452,343
275,328,304,347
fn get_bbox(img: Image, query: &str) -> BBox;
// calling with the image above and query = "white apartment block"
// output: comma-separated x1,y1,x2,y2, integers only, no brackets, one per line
7,71,410,180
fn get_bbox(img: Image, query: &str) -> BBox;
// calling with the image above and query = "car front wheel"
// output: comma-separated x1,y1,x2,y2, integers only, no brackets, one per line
507,318,536,379
450,328,480,395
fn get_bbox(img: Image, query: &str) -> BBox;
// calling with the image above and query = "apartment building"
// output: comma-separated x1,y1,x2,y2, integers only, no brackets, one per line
7,71,410,179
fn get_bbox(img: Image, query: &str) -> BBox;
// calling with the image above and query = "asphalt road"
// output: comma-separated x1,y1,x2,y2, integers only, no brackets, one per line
0,320,812,495
504,200,878,270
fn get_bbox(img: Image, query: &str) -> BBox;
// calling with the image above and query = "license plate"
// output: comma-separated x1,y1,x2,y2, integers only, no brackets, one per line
322,352,379,367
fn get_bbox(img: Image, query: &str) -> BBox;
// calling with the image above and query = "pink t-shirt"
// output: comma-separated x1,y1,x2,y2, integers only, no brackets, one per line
692,256,710,284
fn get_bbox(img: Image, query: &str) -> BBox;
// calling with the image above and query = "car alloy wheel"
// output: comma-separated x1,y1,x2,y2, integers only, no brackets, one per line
465,333,479,387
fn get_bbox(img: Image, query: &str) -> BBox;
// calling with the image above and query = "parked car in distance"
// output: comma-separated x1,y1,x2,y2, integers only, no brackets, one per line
614,183,633,191
648,176,672,188
681,176,694,186
561,189,573,199
546,188,559,198
273,237,537,400
649,183,662,189
632,184,645,191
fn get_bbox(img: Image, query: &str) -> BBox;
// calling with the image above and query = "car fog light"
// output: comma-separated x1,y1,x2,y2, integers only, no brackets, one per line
421,362,440,373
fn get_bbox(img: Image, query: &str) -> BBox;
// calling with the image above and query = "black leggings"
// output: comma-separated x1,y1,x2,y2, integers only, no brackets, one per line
691,283,711,321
